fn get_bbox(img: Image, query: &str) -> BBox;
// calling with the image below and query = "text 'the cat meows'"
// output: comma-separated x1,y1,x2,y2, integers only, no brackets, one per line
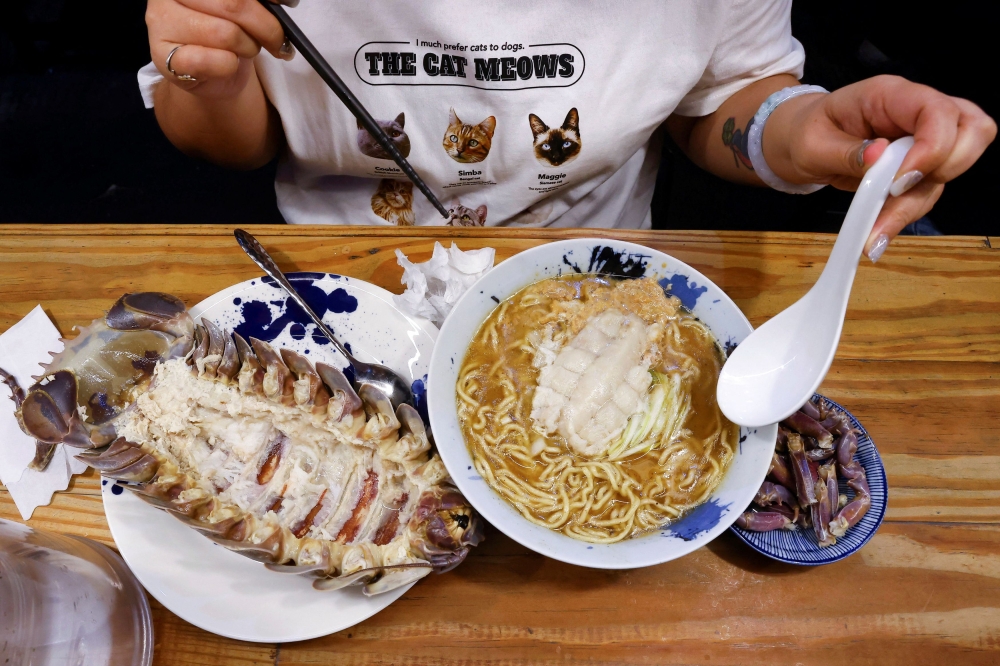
355,43,584,90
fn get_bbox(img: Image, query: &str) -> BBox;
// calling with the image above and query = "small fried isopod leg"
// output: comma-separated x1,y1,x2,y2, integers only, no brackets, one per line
786,433,817,508
835,431,859,468
830,471,872,537
735,511,795,532
812,464,837,547
767,452,795,490
781,411,834,448
799,399,822,421
754,481,796,510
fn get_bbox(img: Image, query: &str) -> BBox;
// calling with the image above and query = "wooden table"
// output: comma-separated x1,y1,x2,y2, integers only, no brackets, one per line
1,225,998,665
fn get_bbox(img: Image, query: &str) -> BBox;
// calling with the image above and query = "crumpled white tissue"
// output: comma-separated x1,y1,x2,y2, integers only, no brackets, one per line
0,306,87,520
394,242,495,327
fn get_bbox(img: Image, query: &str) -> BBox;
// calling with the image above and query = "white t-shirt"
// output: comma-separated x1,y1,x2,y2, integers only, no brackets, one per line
139,0,803,228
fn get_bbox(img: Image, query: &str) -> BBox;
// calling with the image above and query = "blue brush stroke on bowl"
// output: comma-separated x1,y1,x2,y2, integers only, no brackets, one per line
562,254,582,274
659,275,708,310
561,245,651,279
666,499,731,541
586,246,649,278
729,394,887,565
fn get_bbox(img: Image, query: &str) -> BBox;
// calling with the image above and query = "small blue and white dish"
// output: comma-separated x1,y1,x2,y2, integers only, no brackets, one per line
729,394,888,565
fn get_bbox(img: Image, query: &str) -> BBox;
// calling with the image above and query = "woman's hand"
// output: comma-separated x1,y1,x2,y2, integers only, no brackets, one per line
144,0,289,168
146,0,290,99
764,75,996,259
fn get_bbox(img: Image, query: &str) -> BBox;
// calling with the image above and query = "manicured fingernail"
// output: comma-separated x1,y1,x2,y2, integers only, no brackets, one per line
868,234,890,263
889,170,923,197
857,140,874,168
279,38,295,60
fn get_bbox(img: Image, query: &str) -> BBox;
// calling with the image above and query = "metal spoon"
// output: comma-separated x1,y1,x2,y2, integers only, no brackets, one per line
234,228,414,408
716,136,913,428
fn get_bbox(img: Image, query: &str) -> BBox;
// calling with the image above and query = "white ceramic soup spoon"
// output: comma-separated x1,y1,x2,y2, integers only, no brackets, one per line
717,136,914,428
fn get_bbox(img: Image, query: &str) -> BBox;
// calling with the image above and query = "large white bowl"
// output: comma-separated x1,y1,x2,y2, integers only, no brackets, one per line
428,239,777,569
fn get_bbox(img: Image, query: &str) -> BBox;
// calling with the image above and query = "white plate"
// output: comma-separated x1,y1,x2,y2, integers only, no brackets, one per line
429,239,778,569
103,273,437,643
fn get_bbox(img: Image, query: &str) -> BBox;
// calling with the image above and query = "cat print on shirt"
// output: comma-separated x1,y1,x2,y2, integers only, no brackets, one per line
358,113,411,159
442,108,496,163
528,108,581,167
371,179,414,225
447,201,488,227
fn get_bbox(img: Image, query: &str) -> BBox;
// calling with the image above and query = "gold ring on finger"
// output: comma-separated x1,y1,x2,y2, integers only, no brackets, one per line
166,45,197,82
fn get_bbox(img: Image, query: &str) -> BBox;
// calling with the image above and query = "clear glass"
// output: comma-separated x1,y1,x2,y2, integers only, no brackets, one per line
0,518,153,666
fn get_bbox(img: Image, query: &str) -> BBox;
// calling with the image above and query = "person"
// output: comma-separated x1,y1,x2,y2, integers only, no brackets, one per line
139,0,994,260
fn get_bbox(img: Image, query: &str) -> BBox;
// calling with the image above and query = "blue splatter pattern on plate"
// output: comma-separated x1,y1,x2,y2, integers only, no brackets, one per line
186,272,435,410
729,394,888,565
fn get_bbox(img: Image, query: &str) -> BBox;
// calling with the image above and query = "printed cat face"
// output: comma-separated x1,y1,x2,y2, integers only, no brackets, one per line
371,179,414,226
529,108,581,167
442,108,495,163
358,113,410,160
448,202,488,227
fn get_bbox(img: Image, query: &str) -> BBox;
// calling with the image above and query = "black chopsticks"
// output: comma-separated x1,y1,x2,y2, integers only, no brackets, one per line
257,0,451,219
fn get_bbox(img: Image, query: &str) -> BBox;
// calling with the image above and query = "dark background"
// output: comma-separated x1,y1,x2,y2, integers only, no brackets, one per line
0,1,994,233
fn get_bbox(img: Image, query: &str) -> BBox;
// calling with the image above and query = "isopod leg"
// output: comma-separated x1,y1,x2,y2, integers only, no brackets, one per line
812,464,836,547
781,412,834,448
359,385,400,438
280,348,330,411
233,333,264,395
830,471,872,537
767,451,794,490
754,481,796,510
250,337,295,405
217,331,241,382
799,399,822,421
363,563,433,596
735,511,794,532
786,433,817,508
836,431,859,468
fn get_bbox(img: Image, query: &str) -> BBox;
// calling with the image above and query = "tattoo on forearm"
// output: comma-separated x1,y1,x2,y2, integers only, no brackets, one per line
722,117,754,170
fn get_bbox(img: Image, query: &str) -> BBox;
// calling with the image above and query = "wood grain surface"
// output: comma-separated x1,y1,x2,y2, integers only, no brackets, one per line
1,226,997,665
